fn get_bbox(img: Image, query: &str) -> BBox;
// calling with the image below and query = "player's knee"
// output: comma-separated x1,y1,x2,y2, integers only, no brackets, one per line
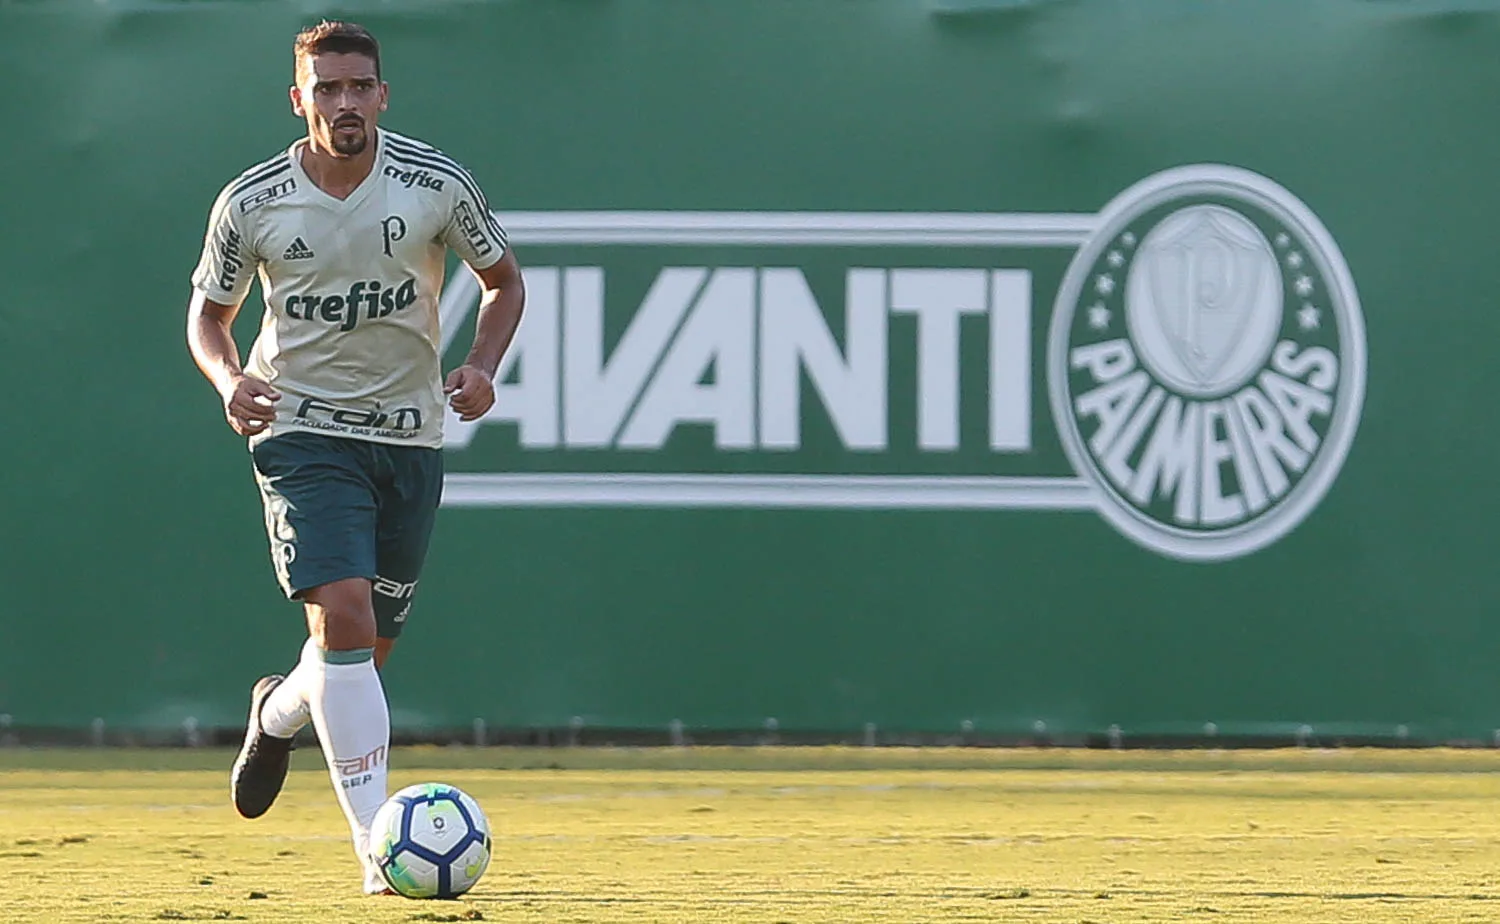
303,578,377,651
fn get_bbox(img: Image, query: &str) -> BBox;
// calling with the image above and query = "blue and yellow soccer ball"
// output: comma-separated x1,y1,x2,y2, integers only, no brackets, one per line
370,783,492,899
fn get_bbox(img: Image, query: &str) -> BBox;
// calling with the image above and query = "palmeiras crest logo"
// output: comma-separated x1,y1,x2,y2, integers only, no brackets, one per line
1048,165,1366,561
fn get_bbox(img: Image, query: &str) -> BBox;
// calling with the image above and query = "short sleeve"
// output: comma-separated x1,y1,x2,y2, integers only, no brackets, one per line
190,184,258,305
441,169,508,271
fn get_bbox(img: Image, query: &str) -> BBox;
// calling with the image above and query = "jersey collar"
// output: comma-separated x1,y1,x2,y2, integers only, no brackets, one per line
287,128,385,211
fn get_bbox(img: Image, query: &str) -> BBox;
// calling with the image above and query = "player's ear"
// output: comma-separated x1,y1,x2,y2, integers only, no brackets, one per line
379,82,389,112
289,85,306,118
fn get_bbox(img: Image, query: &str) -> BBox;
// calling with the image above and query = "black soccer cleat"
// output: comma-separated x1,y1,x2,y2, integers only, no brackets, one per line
230,674,294,819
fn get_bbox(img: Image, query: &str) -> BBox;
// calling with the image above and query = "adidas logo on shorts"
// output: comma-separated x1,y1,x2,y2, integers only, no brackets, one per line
283,237,315,261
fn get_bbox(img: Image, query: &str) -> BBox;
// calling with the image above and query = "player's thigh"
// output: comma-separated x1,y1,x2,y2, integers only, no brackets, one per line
370,444,444,639
251,433,381,600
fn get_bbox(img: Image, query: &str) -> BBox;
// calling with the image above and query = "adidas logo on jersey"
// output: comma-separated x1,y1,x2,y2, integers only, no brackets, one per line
283,237,315,261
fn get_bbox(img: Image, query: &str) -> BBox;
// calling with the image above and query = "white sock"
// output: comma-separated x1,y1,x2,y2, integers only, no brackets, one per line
363,854,389,894
306,647,391,868
259,639,316,739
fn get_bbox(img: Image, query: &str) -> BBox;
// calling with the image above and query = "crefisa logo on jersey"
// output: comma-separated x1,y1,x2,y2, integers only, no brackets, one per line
439,164,1366,562
383,165,444,192
285,278,418,331
215,228,244,293
1049,166,1365,560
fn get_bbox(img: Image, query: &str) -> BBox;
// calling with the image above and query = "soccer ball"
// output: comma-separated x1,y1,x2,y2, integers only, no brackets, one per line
370,782,492,899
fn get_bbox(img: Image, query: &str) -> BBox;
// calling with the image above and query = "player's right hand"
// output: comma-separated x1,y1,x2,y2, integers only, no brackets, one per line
221,374,282,437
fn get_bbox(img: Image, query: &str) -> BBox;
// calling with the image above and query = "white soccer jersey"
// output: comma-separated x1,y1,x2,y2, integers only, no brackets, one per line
191,128,508,449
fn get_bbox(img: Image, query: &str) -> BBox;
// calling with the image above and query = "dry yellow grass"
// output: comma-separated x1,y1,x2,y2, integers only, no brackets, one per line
3,747,1500,922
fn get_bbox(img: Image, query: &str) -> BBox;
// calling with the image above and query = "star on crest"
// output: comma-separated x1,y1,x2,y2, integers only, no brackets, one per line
1120,232,1137,248
1088,303,1111,330
1297,304,1321,330
1095,274,1116,297
1275,232,1291,249
1294,276,1314,297
1107,250,1125,269
1286,251,1304,270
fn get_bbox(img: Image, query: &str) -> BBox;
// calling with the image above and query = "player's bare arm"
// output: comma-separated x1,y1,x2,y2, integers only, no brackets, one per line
444,249,525,422
186,289,282,436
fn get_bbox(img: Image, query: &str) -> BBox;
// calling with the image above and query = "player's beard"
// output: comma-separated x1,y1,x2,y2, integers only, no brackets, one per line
330,118,369,156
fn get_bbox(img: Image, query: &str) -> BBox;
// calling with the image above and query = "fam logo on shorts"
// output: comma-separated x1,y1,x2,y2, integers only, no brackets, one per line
1048,165,1366,561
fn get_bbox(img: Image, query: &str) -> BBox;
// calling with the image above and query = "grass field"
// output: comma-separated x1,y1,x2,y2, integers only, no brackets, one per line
5,747,1500,922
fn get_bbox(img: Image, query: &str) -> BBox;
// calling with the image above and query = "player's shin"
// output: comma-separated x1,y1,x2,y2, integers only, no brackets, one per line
306,645,391,864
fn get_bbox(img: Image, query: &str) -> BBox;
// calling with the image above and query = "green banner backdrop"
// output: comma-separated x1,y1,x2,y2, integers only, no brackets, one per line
2,0,1496,742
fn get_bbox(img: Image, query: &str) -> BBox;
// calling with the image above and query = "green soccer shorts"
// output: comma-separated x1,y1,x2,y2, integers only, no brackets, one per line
250,431,443,639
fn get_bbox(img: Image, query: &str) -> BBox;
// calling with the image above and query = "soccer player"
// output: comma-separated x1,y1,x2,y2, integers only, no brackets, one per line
185,20,524,894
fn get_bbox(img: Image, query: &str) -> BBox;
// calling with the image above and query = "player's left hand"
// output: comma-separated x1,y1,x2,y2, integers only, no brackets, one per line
443,364,496,422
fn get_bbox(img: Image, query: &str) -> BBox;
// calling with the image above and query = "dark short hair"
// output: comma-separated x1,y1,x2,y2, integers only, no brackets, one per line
294,20,381,82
